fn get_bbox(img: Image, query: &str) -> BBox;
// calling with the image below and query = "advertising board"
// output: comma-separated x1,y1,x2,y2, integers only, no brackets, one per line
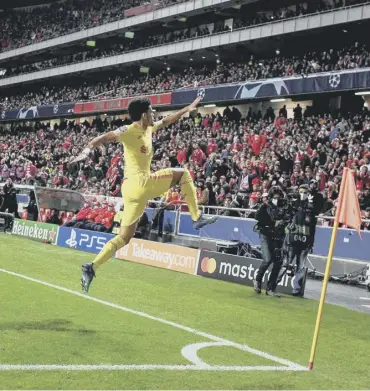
116,239,198,275
57,227,114,254
12,219,59,244
197,250,305,296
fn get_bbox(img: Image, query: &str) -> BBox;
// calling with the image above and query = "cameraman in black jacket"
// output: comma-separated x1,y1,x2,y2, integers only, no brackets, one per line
253,187,289,297
0,178,19,216
0,178,19,230
280,183,324,296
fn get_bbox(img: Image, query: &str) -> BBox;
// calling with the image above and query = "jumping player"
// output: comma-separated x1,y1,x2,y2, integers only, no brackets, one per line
71,97,218,292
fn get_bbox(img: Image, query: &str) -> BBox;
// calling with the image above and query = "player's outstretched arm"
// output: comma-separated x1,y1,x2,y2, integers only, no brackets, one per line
161,97,201,128
70,130,120,164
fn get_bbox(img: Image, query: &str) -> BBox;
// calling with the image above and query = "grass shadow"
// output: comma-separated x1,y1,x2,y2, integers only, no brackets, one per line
0,319,96,334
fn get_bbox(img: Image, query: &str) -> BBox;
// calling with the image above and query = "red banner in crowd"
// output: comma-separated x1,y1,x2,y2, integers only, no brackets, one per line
73,93,172,114
124,3,155,17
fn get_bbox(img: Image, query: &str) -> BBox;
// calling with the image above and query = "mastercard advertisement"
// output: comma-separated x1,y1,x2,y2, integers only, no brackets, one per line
197,250,296,295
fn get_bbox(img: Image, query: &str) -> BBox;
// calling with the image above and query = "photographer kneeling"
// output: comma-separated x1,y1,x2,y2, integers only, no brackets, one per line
253,187,288,297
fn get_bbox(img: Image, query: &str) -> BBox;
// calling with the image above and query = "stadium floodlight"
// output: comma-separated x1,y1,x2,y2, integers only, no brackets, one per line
355,91,370,95
270,98,286,102
204,104,216,108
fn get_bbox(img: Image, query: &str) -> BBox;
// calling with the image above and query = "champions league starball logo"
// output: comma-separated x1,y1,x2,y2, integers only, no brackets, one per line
329,74,340,88
197,88,206,100
53,104,59,115
1,111,5,120
235,79,290,99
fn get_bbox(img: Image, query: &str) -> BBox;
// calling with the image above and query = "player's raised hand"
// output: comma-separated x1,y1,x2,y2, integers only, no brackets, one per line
188,97,201,113
70,147,91,165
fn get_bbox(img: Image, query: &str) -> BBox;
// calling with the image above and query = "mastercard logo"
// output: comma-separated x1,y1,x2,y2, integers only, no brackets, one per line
200,257,217,274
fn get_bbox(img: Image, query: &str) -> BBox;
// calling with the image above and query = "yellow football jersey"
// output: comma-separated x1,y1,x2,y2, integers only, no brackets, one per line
113,121,162,177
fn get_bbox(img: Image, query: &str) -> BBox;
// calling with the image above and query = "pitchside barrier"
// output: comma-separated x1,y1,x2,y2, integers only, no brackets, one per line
9,221,303,296
3,184,370,262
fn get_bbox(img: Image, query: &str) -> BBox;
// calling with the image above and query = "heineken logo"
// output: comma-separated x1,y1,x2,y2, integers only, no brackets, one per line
12,219,58,243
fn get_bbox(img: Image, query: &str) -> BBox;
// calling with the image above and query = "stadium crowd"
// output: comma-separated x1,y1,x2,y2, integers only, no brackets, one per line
1,39,369,112
1,106,370,229
2,0,367,54
0,0,184,53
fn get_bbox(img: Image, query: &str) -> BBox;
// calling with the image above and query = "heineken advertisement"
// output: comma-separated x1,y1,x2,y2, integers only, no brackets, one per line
12,219,59,244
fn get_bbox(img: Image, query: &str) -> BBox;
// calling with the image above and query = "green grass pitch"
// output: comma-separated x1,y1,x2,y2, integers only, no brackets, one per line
0,234,369,390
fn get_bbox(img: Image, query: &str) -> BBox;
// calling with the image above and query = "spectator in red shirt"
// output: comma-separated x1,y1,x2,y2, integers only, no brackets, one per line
25,161,37,180
86,203,100,221
53,171,68,186
202,115,210,128
94,202,108,225
249,133,267,156
356,165,370,190
230,136,243,153
206,138,218,156
191,143,205,166
75,203,92,221
101,204,115,231
177,146,187,165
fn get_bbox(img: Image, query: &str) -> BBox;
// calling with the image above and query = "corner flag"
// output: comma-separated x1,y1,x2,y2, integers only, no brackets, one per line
337,168,362,237
308,168,362,370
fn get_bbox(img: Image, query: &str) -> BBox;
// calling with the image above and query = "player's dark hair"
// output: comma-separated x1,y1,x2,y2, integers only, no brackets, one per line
128,98,151,121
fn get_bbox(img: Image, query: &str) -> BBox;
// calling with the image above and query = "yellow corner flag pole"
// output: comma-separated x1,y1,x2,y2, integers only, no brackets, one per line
308,169,347,371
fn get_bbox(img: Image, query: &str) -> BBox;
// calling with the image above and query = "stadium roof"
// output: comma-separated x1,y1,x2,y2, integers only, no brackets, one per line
1,0,54,8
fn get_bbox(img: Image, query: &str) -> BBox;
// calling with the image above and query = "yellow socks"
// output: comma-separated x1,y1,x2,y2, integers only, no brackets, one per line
180,170,201,222
92,235,126,270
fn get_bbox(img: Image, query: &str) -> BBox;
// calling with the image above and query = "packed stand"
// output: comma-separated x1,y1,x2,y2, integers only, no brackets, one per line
2,0,370,81
1,0,366,54
1,39,370,113
0,0,186,53
1,106,370,228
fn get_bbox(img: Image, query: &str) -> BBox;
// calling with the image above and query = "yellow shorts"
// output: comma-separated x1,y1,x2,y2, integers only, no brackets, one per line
120,169,173,227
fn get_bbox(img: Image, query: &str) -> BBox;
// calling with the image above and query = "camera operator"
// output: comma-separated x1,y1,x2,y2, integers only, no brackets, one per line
253,186,289,297
280,184,317,296
0,178,19,230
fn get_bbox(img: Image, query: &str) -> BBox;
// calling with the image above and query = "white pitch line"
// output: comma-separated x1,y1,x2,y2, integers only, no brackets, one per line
0,268,306,371
0,364,303,372
359,297,370,300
